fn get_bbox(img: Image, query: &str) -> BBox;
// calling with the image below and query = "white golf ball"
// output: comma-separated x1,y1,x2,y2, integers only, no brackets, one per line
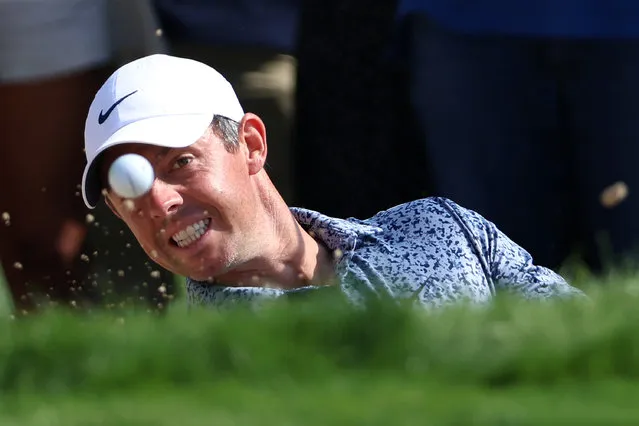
108,153,155,199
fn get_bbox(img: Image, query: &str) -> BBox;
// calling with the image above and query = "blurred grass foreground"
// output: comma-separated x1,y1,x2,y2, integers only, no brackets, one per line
1,273,639,425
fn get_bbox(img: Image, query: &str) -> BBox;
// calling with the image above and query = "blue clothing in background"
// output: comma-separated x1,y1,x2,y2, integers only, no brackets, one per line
397,0,639,38
394,1,639,271
153,0,300,52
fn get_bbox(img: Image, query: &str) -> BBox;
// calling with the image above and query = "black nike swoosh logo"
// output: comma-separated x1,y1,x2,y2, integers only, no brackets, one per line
98,90,138,125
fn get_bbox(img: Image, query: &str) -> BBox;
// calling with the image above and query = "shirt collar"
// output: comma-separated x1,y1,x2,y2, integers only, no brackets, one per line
289,207,383,254
187,207,384,288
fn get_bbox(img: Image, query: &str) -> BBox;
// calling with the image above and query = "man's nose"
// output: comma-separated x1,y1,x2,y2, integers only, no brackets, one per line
145,179,183,219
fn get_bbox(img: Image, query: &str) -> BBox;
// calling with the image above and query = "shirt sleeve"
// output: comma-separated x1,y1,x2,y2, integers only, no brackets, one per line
440,198,587,300
185,278,287,309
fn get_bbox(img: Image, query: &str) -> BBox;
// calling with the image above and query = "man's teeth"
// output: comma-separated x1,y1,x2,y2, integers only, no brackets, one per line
171,219,210,247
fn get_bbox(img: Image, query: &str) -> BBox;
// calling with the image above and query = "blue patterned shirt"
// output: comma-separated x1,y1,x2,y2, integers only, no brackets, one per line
185,197,584,308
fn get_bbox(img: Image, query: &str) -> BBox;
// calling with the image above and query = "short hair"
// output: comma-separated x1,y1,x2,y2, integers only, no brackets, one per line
210,115,240,153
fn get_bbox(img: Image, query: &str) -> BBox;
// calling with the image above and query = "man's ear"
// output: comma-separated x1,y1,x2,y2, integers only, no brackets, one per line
238,113,268,175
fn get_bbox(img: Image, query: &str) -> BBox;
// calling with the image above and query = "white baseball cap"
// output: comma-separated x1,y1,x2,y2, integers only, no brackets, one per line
81,54,245,209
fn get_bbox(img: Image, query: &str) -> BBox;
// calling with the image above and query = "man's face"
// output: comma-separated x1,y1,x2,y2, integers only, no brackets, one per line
101,117,266,281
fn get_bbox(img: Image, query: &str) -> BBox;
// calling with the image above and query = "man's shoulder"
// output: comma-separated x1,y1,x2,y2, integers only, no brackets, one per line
364,197,465,224
357,196,489,241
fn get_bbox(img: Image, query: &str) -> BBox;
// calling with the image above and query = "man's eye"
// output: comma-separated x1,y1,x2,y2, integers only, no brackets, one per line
172,156,193,170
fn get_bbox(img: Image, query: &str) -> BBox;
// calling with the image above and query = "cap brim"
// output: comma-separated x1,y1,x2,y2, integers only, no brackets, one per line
81,113,212,209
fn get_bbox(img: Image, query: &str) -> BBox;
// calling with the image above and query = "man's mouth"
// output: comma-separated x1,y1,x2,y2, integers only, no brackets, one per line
170,218,211,248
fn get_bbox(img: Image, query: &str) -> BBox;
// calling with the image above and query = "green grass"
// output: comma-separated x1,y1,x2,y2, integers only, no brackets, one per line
3,380,639,425
1,271,639,423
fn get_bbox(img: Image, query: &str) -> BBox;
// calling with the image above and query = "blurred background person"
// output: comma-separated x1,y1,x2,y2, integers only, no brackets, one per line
292,0,428,220
0,0,174,314
396,0,639,272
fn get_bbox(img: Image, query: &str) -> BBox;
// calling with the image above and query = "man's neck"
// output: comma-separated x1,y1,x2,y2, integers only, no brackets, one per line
212,196,337,289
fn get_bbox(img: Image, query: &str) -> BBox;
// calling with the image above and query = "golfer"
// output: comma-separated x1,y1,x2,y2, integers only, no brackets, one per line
81,54,584,308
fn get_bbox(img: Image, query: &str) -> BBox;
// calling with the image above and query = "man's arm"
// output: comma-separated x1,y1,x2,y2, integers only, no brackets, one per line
488,227,586,299
441,198,586,300
184,278,287,308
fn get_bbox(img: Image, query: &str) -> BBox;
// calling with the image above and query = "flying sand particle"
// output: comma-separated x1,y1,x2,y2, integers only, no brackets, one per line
333,249,343,260
123,199,135,211
600,181,629,208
